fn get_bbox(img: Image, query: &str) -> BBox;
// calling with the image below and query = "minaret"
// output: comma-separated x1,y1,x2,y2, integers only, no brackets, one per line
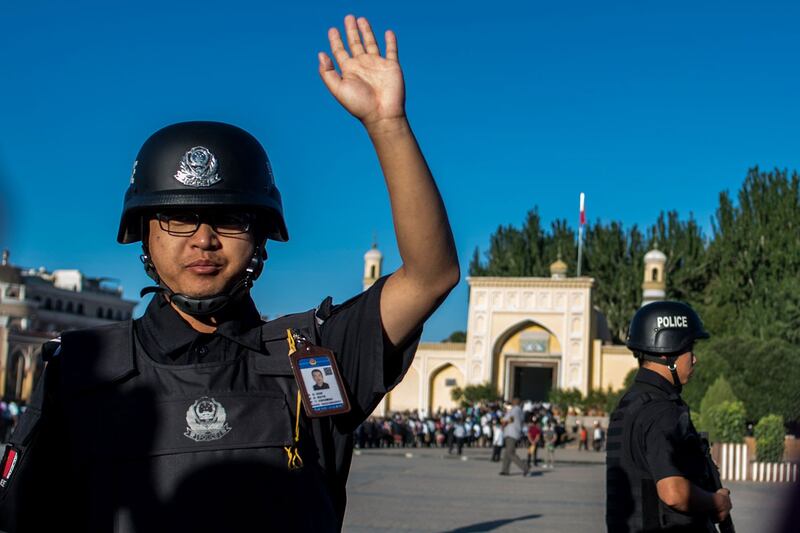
549,253,568,279
642,248,667,306
363,237,383,292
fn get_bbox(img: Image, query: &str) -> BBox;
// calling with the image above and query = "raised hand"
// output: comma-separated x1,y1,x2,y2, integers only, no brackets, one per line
319,15,405,129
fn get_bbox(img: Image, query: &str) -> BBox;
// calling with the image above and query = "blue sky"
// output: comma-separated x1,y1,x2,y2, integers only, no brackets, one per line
1,0,799,341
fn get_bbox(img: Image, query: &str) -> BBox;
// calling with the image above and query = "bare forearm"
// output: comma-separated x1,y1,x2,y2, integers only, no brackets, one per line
657,476,715,514
366,117,459,289
319,16,458,346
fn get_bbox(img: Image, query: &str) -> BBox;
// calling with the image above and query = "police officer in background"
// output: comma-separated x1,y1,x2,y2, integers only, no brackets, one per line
606,302,733,532
0,15,458,533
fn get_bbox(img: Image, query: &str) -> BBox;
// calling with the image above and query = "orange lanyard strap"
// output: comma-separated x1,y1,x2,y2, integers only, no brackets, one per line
284,329,304,470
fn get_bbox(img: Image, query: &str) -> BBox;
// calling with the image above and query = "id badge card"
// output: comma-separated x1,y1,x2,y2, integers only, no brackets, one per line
287,329,351,418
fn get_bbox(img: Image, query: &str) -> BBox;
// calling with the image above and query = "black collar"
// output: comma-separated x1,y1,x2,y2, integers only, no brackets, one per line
634,367,682,396
139,294,264,353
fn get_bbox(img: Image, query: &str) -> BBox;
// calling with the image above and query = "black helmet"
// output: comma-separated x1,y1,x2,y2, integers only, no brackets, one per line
626,301,710,355
121,121,287,317
117,121,288,244
626,301,709,391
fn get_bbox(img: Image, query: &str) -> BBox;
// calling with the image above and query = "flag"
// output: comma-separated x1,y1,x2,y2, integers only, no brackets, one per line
579,192,586,226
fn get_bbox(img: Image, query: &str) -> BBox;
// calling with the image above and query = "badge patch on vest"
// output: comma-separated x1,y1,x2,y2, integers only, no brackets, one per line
184,396,231,442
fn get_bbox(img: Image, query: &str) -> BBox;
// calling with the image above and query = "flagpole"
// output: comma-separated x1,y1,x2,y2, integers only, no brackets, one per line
577,193,585,277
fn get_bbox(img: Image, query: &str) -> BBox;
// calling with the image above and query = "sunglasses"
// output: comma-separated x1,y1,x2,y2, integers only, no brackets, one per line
155,211,254,237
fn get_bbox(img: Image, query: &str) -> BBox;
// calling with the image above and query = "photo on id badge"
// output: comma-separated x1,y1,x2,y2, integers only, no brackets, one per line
299,356,345,412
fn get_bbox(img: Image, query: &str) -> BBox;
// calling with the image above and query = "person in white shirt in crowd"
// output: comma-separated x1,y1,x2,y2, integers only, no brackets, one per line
491,420,504,462
593,420,605,452
472,421,481,446
481,418,492,448
499,398,529,476
450,418,466,455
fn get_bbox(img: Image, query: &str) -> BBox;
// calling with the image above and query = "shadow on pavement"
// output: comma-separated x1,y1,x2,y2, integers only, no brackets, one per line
440,513,542,532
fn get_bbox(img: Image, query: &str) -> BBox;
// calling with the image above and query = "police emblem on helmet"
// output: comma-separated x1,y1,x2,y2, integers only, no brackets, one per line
174,146,221,187
184,396,231,442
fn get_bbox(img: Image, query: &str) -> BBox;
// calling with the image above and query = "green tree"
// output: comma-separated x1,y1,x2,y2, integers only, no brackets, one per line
442,331,466,343
470,209,577,278
699,376,737,413
548,387,583,414
703,168,800,344
754,414,785,463
469,246,486,276
703,401,746,443
581,388,609,414
451,382,497,405
700,337,800,423
450,386,463,403
682,337,800,424
723,337,800,423
682,343,731,412
697,376,738,435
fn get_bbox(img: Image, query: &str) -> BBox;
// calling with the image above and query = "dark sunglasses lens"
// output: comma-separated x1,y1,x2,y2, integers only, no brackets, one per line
213,213,251,234
158,213,198,234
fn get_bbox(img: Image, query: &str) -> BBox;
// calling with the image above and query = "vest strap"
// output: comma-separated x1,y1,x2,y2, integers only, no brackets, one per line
284,330,304,471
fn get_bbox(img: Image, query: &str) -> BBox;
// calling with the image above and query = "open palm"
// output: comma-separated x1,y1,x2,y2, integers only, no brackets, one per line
319,15,405,127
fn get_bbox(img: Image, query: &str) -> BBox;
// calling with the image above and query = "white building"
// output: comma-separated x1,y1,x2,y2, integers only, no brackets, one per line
0,250,137,401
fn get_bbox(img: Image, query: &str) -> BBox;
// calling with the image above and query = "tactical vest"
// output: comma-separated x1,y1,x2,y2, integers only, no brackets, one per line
606,389,712,533
12,309,347,533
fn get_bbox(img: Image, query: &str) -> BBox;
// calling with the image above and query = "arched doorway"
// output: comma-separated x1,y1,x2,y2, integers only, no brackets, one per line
428,363,464,414
492,321,562,402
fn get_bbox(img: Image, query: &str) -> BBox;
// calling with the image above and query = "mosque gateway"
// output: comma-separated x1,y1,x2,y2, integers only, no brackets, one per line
372,247,669,416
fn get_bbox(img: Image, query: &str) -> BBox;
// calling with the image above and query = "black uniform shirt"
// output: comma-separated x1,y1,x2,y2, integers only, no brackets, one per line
135,294,264,365
0,275,422,532
631,368,698,483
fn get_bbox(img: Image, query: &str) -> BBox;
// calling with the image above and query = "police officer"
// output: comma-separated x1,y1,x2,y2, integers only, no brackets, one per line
0,15,459,532
606,301,733,532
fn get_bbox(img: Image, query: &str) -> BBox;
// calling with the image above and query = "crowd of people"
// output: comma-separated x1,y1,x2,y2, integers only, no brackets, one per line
353,400,607,468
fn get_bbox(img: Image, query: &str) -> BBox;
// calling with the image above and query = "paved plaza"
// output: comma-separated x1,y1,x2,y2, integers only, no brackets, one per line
344,446,786,533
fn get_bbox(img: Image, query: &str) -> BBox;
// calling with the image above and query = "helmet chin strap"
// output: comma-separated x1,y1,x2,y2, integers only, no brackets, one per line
640,353,683,393
139,246,265,317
